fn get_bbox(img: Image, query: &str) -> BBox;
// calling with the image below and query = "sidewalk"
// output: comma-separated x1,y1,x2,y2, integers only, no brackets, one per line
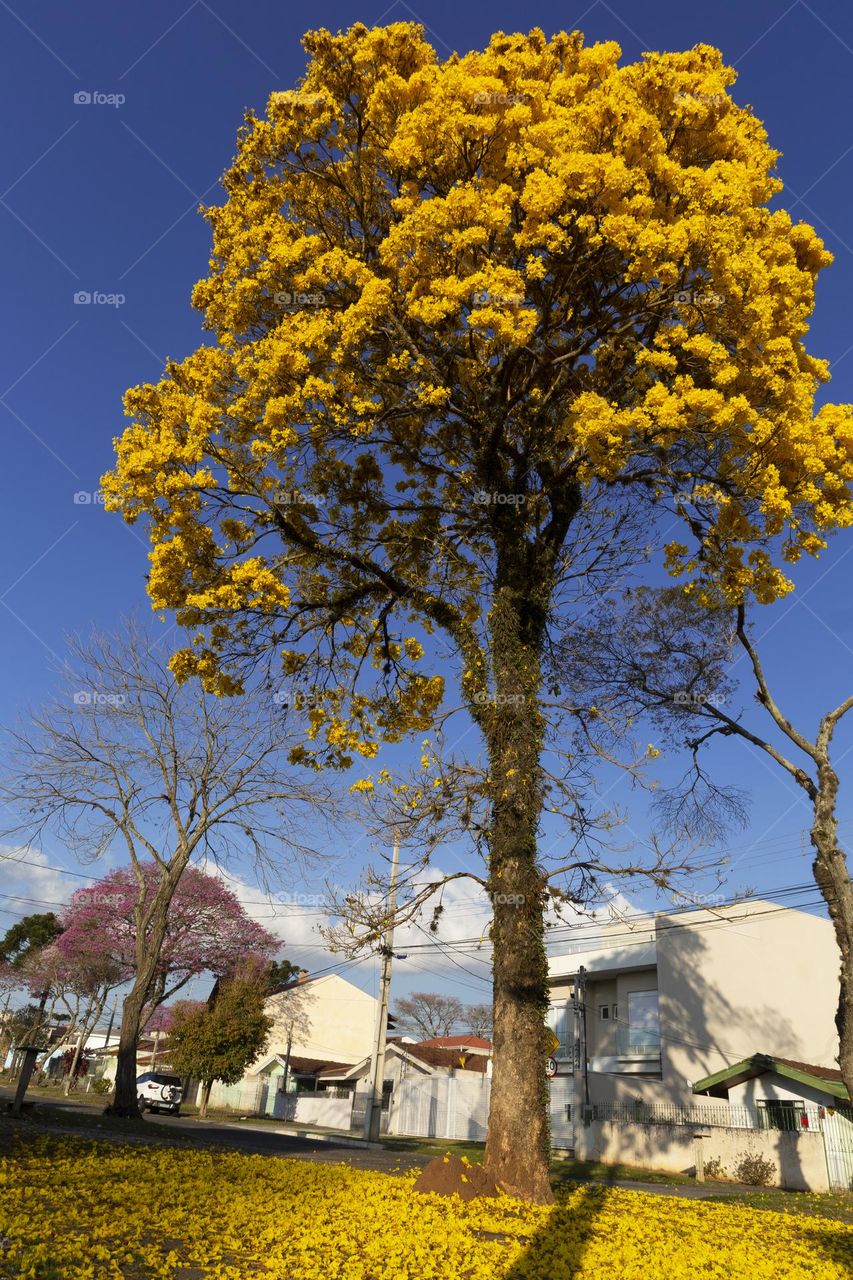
184,1114,383,1150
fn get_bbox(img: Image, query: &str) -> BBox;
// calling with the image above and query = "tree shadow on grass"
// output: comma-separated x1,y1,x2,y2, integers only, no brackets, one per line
496,1184,611,1280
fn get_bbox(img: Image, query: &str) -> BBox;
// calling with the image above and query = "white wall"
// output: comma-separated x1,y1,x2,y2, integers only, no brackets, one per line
391,1074,491,1141
574,1119,830,1191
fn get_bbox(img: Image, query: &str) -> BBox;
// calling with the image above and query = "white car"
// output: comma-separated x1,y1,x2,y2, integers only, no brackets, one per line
136,1071,183,1115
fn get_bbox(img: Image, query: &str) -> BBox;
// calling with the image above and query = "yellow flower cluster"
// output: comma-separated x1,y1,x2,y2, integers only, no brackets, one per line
1,1136,851,1280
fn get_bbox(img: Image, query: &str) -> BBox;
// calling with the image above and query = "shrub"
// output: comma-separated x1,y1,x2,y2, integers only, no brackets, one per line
703,1157,728,1182
90,1078,112,1095
733,1152,776,1186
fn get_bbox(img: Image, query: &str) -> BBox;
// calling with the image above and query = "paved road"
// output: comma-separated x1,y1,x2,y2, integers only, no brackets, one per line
0,1090,429,1174
1,1092,758,1199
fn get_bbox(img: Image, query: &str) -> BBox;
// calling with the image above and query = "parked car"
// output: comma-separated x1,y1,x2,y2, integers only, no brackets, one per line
136,1071,182,1115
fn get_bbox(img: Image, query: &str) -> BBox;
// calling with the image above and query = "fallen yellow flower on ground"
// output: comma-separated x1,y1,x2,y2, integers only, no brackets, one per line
0,1136,850,1279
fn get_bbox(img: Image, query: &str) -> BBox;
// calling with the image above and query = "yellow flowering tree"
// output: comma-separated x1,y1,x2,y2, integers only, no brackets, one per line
105,23,853,1201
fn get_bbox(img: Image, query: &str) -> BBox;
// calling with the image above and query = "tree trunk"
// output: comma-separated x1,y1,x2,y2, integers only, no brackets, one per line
110,859,188,1116
111,982,149,1116
482,558,554,1204
811,760,853,1099
199,1079,213,1118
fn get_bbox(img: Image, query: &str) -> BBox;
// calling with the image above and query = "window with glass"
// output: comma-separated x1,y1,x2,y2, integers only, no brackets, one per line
546,1001,572,1059
624,990,661,1053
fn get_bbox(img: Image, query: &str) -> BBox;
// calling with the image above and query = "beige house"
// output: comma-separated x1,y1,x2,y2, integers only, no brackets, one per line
546,899,840,1145
260,972,379,1070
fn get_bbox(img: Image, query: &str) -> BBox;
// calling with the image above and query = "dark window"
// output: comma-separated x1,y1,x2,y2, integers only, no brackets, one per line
757,1100,805,1132
151,1073,181,1086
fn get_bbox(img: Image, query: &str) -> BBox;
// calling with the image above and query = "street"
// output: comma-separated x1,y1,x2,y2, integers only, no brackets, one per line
0,1089,430,1175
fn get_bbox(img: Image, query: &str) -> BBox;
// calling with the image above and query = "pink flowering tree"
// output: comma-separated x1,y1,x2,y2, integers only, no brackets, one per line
22,943,124,1067
56,863,278,1103
57,864,277,1009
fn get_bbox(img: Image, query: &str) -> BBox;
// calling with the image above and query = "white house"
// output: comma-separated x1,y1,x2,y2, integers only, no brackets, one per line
546,899,841,1147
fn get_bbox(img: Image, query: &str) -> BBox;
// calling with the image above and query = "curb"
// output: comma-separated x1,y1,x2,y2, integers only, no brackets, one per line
272,1127,382,1150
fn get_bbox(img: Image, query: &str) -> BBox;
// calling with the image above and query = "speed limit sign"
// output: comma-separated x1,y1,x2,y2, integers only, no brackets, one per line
545,1057,558,1078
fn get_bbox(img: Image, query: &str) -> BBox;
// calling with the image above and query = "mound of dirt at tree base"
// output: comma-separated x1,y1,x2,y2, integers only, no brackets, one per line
412,1154,500,1201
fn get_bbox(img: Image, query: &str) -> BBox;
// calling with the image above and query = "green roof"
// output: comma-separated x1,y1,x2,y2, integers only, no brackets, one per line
692,1053,849,1100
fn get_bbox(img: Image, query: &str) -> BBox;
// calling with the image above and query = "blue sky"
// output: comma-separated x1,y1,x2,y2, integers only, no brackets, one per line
2,0,853,1003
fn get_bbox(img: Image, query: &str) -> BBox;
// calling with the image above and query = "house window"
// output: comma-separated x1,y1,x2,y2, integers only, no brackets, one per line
599,1005,610,1020
757,1100,805,1132
625,991,661,1053
546,1002,571,1058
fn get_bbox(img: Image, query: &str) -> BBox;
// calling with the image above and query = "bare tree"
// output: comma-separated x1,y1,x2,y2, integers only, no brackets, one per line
392,992,464,1039
462,1004,493,1039
559,587,853,1098
0,620,336,1116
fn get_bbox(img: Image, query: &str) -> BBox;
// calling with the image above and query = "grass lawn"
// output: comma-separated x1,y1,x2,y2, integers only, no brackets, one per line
382,1135,692,1186
702,1188,853,1225
1,1131,851,1279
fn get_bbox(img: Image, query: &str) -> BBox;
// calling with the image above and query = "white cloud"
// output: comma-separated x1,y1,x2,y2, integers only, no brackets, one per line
0,844,80,926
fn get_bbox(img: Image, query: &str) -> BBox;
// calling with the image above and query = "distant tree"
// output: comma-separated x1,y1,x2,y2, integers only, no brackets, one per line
0,913,60,969
167,964,273,1117
393,992,463,1039
0,913,63,1070
1,621,331,1116
563,586,853,1098
461,1004,493,1040
265,959,303,992
22,943,124,1089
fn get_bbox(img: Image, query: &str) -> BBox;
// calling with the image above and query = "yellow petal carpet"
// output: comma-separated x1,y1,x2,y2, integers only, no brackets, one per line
1,1137,850,1279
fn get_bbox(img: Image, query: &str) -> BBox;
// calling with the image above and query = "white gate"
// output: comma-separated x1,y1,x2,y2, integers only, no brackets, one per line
549,1076,574,1150
822,1108,853,1190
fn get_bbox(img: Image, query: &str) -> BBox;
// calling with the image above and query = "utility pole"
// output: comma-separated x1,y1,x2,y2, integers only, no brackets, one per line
282,1022,294,1096
577,965,590,1108
364,832,400,1143
103,998,117,1048
11,988,49,1116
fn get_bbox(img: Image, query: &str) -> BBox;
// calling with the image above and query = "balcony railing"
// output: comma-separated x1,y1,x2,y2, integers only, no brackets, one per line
615,1027,661,1058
